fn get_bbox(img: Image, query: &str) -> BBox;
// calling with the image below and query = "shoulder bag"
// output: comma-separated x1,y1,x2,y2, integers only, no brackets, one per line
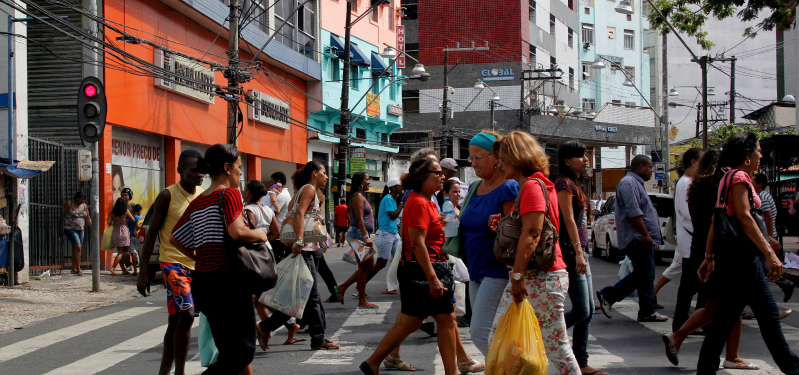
218,189,278,295
442,180,481,257
493,178,558,271
713,169,767,261
398,247,454,290
279,185,328,244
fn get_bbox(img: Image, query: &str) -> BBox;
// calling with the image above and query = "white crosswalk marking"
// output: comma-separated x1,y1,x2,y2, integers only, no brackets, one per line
45,319,199,375
433,327,485,375
302,302,392,365
0,307,159,364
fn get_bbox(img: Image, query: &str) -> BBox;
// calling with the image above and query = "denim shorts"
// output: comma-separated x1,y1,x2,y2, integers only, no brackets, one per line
64,229,84,246
374,230,401,260
346,227,367,244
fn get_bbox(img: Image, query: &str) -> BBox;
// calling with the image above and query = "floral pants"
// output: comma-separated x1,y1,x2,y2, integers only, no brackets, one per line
489,270,580,375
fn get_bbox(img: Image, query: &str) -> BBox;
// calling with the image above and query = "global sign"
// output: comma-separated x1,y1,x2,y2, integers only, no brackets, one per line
481,68,514,81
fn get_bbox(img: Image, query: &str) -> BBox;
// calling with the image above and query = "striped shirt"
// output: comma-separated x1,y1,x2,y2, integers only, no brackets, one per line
172,188,245,273
759,189,778,238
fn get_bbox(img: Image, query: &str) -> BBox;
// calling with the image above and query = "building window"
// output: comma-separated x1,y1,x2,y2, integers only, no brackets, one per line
582,98,596,111
624,66,635,81
274,0,316,60
351,64,360,90
550,15,556,36
607,26,616,39
624,30,634,50
568,0,574,10
584,7,590,14
529,0,536,23
550,56,557,69
581,23,593,44
402,3,418,20
568,28,574,48
356,128,366,139
627,14,632,21
403,89,419,113
625,101,636,108
371,5,378,22
330,59,340,81
371,72,381,94
388,1,394,30
568,67,575,89
581,61,594,81
580,0,594,6
612,100,622,105
381,133,388,144
529,44,536,68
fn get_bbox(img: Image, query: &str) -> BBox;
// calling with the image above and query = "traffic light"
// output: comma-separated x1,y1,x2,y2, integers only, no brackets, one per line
77,77,107,143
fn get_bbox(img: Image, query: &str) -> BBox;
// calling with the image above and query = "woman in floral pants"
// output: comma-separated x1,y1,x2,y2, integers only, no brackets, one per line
489,131,580,375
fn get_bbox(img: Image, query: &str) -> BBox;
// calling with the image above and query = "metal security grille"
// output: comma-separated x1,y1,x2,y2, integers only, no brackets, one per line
28,137,93,273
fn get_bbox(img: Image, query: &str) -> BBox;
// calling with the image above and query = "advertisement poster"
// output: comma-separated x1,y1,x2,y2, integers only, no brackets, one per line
366,93,380,118
112,128,164,215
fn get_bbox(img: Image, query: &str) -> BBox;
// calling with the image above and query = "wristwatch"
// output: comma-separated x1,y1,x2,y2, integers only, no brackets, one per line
704,253,714,259
295,239,304,247
511,272,524,281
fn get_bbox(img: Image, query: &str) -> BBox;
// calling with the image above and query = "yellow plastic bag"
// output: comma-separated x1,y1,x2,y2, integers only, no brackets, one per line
486,299,548,375
102,226,114,250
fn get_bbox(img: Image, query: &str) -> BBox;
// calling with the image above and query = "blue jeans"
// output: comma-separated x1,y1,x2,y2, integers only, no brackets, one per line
599,241,656,319
64,229,84,246
565,262,594,368
468,276,508,356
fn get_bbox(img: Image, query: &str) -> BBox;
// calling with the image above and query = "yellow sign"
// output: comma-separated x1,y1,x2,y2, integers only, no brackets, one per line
366,93,381,118
350,158,366,173
669,126,679,140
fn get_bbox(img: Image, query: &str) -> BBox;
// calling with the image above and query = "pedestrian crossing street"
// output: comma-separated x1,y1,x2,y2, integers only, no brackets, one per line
1,294,797,374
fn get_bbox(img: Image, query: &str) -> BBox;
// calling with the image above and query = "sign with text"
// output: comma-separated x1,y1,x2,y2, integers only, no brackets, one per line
396,25,405,68
154,50,215,104
350,147,366,173
247,89,291,130
111,129,162,171
350,147,365,158
389,105,403,116
366,93,381,118
654,162,667,180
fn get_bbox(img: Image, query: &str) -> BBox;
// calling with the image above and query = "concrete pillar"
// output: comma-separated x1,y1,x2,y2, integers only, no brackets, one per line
247,154,261,182
98,125,113,270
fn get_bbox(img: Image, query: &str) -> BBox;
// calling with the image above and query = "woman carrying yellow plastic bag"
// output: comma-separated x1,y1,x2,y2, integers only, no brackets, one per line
486,299,548,375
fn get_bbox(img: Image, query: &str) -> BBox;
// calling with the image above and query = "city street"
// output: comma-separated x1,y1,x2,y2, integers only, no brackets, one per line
1,242,797,375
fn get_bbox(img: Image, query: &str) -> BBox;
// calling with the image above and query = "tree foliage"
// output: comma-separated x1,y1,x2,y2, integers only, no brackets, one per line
646,0,796,50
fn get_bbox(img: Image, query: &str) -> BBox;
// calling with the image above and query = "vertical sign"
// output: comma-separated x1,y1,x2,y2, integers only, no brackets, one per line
350,147,366,173
366,93,381,118
396,25,405,68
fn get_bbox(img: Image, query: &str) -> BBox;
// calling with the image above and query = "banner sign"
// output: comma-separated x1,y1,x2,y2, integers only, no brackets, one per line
154,50,215,104
396,25,405,68
112,128,164,216
389,105,403,116
366,93,381,118
247,89,291,130
350,147,366,173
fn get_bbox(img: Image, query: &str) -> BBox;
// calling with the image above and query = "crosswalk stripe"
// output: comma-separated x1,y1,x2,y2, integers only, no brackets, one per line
0,307,159,364
45,319,199,374
302,302,392,365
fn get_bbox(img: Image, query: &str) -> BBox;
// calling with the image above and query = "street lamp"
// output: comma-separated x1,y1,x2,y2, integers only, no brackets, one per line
591,58,606,70
669,88,679,96
380,45,427,75
475,80,501,129
623,79,634,87
614,0,634,14
474,79,486,90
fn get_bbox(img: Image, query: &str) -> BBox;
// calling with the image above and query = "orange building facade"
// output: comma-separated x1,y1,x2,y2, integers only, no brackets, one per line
98,0,316,268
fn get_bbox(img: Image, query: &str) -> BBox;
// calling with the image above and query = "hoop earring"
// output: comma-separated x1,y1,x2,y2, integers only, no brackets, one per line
745,159,751,166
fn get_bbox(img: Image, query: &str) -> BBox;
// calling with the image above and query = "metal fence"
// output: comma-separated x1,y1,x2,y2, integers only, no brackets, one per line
28,137,92,274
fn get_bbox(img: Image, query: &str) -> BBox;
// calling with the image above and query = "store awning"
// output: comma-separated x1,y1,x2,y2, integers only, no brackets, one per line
0,158,54,179
350,44,371,68
330,35,351,59
371,53,391,75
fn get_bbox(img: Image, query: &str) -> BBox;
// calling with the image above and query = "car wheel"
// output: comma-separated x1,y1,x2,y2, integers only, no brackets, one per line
607,235,619,260
592,234,603,258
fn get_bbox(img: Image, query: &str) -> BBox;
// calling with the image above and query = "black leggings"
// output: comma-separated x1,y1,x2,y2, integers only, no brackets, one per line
316,255,338,297
192,271,256,374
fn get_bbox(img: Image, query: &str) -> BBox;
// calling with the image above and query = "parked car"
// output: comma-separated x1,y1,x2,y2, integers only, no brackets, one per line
591,193,676,262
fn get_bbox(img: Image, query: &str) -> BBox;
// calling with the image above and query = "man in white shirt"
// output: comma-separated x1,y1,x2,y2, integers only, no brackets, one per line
260,171,291,259
668,148,703,332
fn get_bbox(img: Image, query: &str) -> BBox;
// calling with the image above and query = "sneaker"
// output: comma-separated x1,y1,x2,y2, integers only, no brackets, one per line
596,291,612,319
662,333,679,365
638,313,669,322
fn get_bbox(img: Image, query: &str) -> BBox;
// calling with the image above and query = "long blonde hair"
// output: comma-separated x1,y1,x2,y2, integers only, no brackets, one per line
492,131,549,177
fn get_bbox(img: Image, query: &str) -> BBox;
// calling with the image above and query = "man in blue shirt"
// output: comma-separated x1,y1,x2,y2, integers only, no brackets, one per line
376,178,404,294
596,155,667,322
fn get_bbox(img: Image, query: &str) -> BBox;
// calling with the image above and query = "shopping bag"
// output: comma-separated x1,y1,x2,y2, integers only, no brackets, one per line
618,256,637,298
454,282,466,317
451,256,470,283
486,299,548,375
101,226,114,251
258,256,314,319
342,248,358,265
386,252,401,292
198,313,218,367
349,239,376,263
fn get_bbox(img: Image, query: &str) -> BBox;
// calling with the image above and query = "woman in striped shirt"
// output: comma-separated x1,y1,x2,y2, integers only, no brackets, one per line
170,143,268,374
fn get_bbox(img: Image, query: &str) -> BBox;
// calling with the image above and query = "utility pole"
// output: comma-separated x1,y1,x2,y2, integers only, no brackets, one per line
334,1,353,207
661,32,670,193
490,101,495,131
87,0,101,292
699,56,709,150
440,43,489,158
726,56,737,124
227,0,240,146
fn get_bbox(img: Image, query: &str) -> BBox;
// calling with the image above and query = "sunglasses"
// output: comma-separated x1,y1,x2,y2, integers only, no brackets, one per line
427,170,444,176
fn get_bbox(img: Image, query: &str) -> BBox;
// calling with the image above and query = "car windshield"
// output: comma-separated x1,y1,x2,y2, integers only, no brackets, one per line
649,196,674,218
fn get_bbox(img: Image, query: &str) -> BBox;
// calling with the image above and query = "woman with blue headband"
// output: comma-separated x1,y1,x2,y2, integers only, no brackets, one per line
456,131,519,356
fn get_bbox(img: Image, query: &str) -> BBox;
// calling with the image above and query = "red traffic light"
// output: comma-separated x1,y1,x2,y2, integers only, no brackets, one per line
84,84,97,98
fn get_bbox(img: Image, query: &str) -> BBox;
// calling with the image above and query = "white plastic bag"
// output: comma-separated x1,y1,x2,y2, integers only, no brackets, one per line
451,256,470,283
454,282,466,316
386,252,402,292
618,256,637,298
342,248,357,265
259,256,314,319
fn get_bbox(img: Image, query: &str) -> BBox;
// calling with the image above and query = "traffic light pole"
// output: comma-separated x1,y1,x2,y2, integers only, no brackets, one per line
6,15,15,288
227,0,240,146
87,0,101,292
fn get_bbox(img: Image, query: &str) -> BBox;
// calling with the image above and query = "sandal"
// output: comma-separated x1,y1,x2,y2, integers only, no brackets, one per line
283,338,307,345
358,303,379,309
742,311,756,320
380,289,398,294
385,354,416,371
457,359,485,373
311,339,340,350
723,359,760,370
256,324,270,351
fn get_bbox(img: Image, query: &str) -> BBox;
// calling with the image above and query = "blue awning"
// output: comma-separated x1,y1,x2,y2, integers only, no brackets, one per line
371,53,391,76
0,158,51,179
349,44,371,68
330,35,351,59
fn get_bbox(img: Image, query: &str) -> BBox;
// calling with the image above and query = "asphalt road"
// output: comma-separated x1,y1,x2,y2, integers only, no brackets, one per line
1,242,798,374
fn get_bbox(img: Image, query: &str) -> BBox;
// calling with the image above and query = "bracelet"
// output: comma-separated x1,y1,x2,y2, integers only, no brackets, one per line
704,253,715,259
573,242,581,247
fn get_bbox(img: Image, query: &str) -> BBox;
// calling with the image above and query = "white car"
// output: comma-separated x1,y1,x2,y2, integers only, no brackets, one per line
591,193,676,262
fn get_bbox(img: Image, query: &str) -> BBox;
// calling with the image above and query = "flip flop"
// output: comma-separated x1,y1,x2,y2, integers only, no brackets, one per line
742,311,756,320
335,286,344,305
380,289,398,294
360,361,377,375
283,338,307,345
385,355,417,371
358,303,379,309
723,359,760,370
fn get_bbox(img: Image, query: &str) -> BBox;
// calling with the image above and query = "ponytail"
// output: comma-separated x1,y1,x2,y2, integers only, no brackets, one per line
198,143,240,177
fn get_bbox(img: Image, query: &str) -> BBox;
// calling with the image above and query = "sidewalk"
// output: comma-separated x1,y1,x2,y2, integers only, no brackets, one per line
0,271,163,333
781,236,799,285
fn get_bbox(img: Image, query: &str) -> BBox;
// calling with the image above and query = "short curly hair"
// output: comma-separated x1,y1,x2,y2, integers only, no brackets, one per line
492,131,549,177
402,158,439,192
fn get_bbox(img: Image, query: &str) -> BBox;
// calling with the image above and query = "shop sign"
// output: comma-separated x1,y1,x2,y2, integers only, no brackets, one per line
481,68,514,81
389,105,403,116
365,159,381,178
247,89,290,130
350,147,366,173
111,128,164,216
396,25,405,68
154,50,215,104
366,93,381,118
351,147,365,158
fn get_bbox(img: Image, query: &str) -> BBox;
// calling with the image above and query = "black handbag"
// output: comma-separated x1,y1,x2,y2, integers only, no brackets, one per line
398,247,454,290
218,188,278,295
713,169,768,261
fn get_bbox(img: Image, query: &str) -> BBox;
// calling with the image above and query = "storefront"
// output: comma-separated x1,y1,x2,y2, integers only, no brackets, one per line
111,128,165,212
